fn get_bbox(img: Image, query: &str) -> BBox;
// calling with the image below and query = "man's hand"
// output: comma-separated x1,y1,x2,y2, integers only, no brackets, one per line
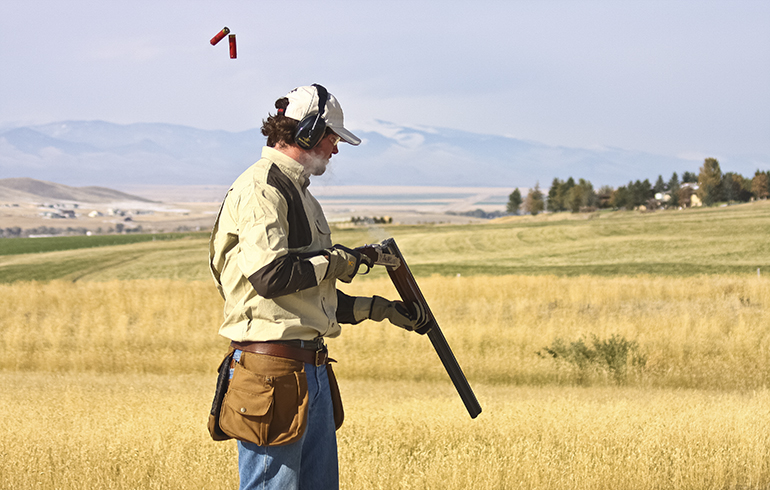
355,244,401,269
355,245,379,266
325,245,374,283
368,295,430,331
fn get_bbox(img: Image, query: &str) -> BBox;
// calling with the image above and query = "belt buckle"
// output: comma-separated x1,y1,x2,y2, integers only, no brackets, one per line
314,348,327,366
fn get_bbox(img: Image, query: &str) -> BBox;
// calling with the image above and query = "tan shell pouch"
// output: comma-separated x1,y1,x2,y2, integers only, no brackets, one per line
219,352,309,446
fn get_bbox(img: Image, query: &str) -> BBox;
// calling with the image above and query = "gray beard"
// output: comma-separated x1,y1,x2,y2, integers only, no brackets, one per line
302,153,329,177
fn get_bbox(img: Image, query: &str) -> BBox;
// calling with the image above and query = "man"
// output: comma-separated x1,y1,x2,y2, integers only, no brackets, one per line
209,84,427,490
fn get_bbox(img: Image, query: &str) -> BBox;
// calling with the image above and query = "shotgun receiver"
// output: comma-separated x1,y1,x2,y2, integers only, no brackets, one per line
359,238,482,419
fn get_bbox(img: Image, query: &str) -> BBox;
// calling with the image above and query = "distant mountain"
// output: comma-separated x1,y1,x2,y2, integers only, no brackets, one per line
0,177,154,203
1,120,763,188
0,121,261,188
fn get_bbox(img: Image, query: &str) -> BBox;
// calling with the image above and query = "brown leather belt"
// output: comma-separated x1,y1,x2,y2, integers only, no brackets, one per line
231,340,329,366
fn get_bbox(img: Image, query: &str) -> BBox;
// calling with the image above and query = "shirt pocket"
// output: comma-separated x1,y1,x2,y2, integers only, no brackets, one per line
314,218,332,248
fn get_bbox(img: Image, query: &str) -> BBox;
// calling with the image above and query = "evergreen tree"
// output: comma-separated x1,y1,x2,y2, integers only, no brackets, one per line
721,172,751,203
581,179,598,209
557,177,575,212
547,178,563,212
629,179,653,208
567,178,597,212
610,184,631,209
567,186,582,213
667,172,680,208
654,175,667,194
682,171,698,183
739,174,754,201
507,188,523,214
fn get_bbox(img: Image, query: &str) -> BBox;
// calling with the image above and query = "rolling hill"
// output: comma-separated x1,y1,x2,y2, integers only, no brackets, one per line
0,178,154,203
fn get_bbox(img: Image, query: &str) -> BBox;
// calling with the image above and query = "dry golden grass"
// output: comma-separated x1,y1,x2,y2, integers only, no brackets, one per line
2,275,770,388
0,372,237,490
2,373,768,490
340,382,770,490
0,279,227,373
333,274,770,390
2,275,770,489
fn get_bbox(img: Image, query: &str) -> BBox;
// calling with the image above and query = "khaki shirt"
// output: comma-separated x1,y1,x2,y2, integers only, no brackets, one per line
209,146,342,342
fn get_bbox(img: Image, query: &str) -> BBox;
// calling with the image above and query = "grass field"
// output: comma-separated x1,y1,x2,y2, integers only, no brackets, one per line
1,201,770,489
1,200,769,282
3,373,769,490
0,231,207,256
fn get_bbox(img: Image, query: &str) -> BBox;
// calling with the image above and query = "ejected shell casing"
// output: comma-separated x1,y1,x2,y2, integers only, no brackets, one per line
210,27,230,46
229,34,237,59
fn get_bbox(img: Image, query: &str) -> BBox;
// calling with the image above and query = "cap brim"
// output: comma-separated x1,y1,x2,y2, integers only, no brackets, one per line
331,126,361,146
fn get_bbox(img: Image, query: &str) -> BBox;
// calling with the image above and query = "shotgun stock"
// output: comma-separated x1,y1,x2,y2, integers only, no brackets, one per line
373,238,482,419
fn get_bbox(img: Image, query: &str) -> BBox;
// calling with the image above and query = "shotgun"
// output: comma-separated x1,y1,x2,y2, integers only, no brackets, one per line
359,238,482,419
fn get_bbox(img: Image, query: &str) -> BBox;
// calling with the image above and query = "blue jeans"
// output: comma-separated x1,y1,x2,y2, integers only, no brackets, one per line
231,350,339,490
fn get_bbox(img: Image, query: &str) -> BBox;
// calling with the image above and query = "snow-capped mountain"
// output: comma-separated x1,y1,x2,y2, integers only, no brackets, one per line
0,120,737,189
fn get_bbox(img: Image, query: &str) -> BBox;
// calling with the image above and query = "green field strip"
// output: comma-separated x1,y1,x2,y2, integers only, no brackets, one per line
1,201,769,282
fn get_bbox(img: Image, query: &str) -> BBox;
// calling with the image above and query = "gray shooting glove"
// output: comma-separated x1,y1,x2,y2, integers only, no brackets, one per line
324,244,374,283
366,295,429,331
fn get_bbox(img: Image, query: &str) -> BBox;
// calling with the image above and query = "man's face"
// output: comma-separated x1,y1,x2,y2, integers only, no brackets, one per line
303,132,340,176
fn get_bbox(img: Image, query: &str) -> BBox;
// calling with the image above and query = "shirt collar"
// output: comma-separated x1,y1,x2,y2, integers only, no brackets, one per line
261,146,309,189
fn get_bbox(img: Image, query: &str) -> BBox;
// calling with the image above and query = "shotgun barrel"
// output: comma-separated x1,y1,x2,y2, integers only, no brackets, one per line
378,238,482,419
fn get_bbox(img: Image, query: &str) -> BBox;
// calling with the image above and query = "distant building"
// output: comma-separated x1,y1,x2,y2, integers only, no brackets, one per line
654,192,672,203
690,194,703,207
40,208,76,219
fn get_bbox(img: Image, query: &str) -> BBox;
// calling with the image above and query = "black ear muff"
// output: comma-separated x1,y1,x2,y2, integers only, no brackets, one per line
295,84,329,150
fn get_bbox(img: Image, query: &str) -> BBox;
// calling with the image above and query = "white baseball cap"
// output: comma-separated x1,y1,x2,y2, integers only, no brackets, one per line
284,85,362,146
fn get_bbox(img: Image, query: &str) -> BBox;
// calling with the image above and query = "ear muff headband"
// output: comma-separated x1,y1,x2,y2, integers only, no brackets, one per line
295,84,329,150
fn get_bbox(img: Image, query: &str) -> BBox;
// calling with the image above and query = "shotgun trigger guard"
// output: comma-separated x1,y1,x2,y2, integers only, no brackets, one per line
359,261,372,275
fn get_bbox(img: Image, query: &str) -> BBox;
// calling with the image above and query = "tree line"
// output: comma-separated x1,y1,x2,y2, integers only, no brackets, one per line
507,158,770,215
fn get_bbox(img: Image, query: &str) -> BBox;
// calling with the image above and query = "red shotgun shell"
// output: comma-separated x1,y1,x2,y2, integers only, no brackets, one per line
229,34,237,59
210,27,230,46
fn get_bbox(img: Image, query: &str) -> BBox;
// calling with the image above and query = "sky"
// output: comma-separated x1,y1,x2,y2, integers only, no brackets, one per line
1,0,768,168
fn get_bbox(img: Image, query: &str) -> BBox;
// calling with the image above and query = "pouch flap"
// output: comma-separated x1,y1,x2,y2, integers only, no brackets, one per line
224,386,273,417
224,362,275,417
